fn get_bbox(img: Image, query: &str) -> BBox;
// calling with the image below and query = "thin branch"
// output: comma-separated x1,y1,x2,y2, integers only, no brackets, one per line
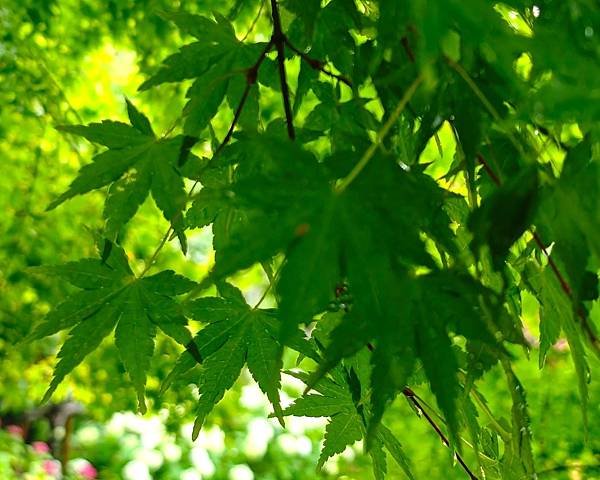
445,58,502,123
283,37,353,88
241,0,265,41
270,0,295,140
367,343,479,478
336,73,424,193
475,153,501,186
139,41,273,278
401,36,416,63
476,153,600,360
402,388,480,480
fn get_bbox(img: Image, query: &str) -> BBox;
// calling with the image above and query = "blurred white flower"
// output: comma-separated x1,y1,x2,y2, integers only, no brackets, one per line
195,425,225,454
181,421,195,441
107,411,148,436
229,464,254,480
277,433,311,456
162,441,182,462
135,449,164,471
190,447,216,477
287,415,326,435
139,417,166,450
243,418,274,459
75,425,100,445
279,391,294,409
158,408,170,421
181,468,203,480
295,436,312,456
123,460,151,480
68,458,97,479
240,384,267,411
277,433,297,455
276,433,313,456
121,433,140,451
106,412,127,437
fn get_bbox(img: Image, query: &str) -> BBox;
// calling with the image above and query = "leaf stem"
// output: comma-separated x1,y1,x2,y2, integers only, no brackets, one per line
139,227,173,278
253,262,283,309
335,74,424,194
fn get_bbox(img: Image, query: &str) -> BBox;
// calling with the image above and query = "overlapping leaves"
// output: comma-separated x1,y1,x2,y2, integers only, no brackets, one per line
160,282,316,439
30,1,600,479
139,12,265,136
282,354,415,479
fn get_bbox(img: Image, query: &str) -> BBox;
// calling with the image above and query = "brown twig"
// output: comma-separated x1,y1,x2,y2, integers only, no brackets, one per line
214,41,273,158
270,0,295,139
402,387,480,480
401,36,415,63
140,43,272,272
283,37,353,88
367,342,479,479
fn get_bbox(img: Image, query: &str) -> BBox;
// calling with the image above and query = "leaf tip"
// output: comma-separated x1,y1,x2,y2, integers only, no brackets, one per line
192,418,202,441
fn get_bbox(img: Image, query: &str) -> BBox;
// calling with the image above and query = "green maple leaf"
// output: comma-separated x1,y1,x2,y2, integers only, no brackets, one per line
282,367,414,479
49,99,189,247
27,245,196,412
276,156,496,445
186,130,330,283
159,282,318,439
525,262,590,430
172,285,285,438
501,362,536,477
537,136,600,303
138,12,266,137
283,370,363,470
469,165,539,269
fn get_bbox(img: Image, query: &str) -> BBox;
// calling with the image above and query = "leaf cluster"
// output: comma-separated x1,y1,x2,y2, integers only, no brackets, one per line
28,1,600,478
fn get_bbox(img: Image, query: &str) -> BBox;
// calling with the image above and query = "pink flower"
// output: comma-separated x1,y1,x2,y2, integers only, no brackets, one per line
78,462,98,479
70,458,98,479
43,459,62,477
32,441,51,454
6,424,24,438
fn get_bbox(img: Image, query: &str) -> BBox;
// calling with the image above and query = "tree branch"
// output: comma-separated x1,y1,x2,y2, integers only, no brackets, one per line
367,342,479,479
140,41,274,276
402,388,480,480
270,0,295,140
284,37,353,88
